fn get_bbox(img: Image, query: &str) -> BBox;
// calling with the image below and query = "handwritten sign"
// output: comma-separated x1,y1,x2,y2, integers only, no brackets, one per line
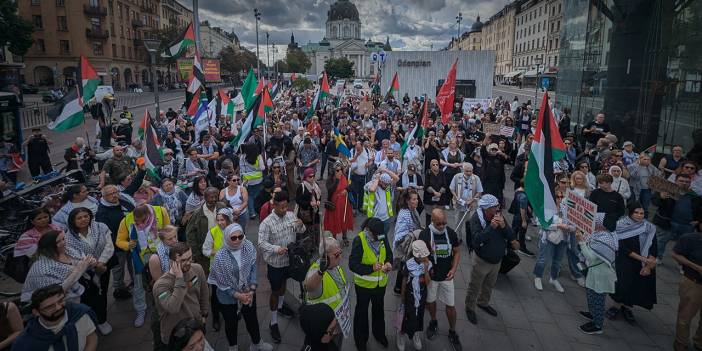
648,175,685,199
335,288,352,338
358,101,374,116
462,98,493,113
565,191,598,234
483,122,501,135
500,126,515,137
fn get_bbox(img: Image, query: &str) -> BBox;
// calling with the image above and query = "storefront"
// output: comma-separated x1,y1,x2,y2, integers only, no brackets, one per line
379,51,495,100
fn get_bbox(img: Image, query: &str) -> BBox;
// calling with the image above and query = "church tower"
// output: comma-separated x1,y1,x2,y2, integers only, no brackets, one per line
326,0,361,41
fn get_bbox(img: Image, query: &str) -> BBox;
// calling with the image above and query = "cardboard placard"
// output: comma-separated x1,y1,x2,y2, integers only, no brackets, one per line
358,101,374,115
565,191,598,234
461,98,493,113
500,126,515,137
483,122,501,135
648,175,685,199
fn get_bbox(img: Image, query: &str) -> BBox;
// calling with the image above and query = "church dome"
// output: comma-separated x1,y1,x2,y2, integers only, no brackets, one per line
469,16,483,33
327,0,360,21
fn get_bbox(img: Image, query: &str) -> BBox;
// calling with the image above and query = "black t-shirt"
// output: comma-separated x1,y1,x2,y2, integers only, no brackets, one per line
418,227,460,281
583,121,610,144
26,135,49,157
588,189,625,232
673,232,702,284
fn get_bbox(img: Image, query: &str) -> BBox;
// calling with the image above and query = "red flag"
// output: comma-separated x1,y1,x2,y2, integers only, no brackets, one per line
436,59,458,124
291,72,297,82
254,77,265,96
257,88,273,118
421,97,430,129
218,89,230,104
320,72,330,95
267,81,273,90
187,89,201,116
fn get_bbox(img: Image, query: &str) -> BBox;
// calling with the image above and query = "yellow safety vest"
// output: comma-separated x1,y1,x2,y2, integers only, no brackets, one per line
305,262,346,311
208,226,224,265
124,206,166,261
353,231,388,288
363,188,394,218
242,157,263,182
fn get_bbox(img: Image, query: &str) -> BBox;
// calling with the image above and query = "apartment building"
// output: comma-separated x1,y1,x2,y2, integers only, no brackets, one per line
481,3,518,82
200,21,239,58
448,16,483,51
513,0,561,77
160,0,192,30
545,0,563,71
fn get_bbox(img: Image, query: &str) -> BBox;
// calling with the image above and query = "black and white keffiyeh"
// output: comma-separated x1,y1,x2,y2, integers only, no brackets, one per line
22,256,84,302
207,224,257,293
64,221,110,260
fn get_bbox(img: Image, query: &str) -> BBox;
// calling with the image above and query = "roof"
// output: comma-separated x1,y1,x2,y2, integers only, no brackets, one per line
327,0,360,22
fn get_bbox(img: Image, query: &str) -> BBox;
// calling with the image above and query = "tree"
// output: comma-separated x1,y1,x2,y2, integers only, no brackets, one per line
286,48,311,73
274,59,289,74
219,46,265,84
324,57,354,79
150,25,184,65
0,0,33,56
292,77,313,92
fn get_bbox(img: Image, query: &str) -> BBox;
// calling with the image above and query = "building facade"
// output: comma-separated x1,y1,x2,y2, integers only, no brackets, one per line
544,0,562,70
200,21,239,58
20,0,193,91
301,0,386,78
482,4,518,82
160,0,192,30
448,16,483,51
513,0,551,77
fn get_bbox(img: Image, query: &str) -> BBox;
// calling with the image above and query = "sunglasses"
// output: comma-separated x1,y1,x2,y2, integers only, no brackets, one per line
230,234,244,241
229,178,240,182
684,165,696,169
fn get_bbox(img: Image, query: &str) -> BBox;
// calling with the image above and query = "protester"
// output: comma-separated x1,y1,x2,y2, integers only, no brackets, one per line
656,174,700,261
0,301,22,350
200,209,233,332
324,162,355,245
609,165,631,204
219,174,249,231
397,240,431,351
185,187,225,273
659,145,686,178
151,178,189,236
363,169,399,234
450,162,482,241
14,207,61,258
589,174,625,232
52,184,99,230
627,153,662,217
533,191,573,293
167,318,215,351
300,304,339,351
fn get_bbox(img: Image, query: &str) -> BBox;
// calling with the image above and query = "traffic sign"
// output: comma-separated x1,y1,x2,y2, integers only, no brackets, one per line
370,52,379,62
541,77,550,90
378,50,387,62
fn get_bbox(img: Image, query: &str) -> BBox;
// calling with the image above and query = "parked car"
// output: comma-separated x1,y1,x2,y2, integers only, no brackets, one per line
21,84,39,94
353,79,364,89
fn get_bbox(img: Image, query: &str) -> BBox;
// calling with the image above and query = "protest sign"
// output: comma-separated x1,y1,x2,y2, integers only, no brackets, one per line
648,175,685,199
358,101,373,115
565,191,598,234
483,122,501,135
500,126,515,137
461,98,492,113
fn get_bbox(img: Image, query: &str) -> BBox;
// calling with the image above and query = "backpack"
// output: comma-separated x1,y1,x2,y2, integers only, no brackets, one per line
287,240,312,282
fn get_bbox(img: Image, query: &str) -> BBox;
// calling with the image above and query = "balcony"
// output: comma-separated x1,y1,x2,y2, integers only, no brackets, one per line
86,28,109,40
140,5,155,14
133,38,143,47
132,19,145,28
83,4,107,16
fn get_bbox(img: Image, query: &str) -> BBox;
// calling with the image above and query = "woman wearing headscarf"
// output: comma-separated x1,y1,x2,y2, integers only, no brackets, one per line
297,167,322,248
14,207,61,258
323,161,355,246
609,165,631,204
393,190,422,295
151,177,189,240
21,230,94,304
201,208,234,332
575,213,618,335
607,202,658,323
63,207,114,335
207,223,273,351
398,240,432,351
299,304,339,351
52,184,99,230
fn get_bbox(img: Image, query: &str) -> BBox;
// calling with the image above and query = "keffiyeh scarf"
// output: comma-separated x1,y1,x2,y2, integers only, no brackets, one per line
207,224,257,293
405,258,431,314
477,194,500,228
185,192,204,214
159,188,184,222
615,216,656,258
586,214,618,267
156,242,171,273
64,222,109,260
22,256,84,302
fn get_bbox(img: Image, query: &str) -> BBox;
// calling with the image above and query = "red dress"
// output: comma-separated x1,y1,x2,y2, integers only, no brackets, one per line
323,175,354,235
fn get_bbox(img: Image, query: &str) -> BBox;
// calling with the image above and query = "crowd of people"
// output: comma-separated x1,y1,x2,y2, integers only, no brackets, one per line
1,82,701,351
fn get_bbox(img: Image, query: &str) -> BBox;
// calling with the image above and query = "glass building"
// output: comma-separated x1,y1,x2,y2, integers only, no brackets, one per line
556,0,702,152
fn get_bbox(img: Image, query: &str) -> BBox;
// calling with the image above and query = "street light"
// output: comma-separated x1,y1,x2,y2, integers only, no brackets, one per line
456,12,463,50
254,8,261,79
266,32,270,80
142,38,161,116
273,45,278,82
534,56,543,104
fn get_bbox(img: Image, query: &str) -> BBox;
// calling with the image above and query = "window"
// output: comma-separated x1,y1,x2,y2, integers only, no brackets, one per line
57,16,68,31
120,25,124,37
59,40,70,54
118,3,122,17
35,39,46,53
90,0,99,6
112,44,117,57
56,0,64,6
128,46,132,59
31,0,40,5
110,23,115,36
121,45,125,58
32,15,43,29
93,42,103,56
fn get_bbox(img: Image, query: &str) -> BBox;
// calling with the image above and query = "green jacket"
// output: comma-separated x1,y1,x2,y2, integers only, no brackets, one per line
185,202,226,274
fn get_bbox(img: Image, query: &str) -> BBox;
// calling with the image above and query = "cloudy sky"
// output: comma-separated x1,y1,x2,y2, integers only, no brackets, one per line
194,0,512,59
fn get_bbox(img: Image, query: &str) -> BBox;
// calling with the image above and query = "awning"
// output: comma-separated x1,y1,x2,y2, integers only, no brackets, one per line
504,70,524,78
523,69,539,77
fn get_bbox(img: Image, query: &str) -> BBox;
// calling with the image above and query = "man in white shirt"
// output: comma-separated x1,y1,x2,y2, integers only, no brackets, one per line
351,141,373,212
289,113,302,131
374,139,391,167
379,149,401,175
402,138,422,172
450,162,484,236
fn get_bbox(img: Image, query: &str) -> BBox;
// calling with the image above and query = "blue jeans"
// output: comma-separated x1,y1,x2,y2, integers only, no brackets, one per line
533,240,567,280
382,218,393,237
246,183,262,218
566,234,584,279
658,222,694,259
131,253,151,313
639,189,652,218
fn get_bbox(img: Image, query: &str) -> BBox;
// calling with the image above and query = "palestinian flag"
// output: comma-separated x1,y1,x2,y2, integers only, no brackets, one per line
525,92,566,227
385,72,399,101
191,93,210,137
229,94,263,152
187,50,204,94
240,68,258,111
253,87,273,129
164,23,195,58
141,109,163,181
218,89,234,117
401,97,426,160
305,71,329,121
187,88,201,117
48,56,98,131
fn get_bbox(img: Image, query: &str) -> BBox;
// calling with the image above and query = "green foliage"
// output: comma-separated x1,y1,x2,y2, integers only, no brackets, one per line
151,25,185,65
274,59,289,73
219,46,265,84
324,57,354,79
292,77,313,91
286,48,311,73
0,0,34,56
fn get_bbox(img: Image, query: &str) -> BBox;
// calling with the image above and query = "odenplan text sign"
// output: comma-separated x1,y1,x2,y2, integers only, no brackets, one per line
564,192,597,234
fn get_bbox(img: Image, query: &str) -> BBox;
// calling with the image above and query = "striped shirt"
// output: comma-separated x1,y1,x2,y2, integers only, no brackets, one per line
258,211,306,268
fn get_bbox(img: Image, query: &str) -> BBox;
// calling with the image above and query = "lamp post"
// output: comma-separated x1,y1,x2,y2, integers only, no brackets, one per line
273,45,278,82
534,56,543,103
254,8,261,79
266,32,270,80
143,38,161,116
456,12,463,50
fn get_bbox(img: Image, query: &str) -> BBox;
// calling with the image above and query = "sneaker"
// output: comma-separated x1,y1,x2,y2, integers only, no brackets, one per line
578,311,593,321
412,333,422,350
526,235,533,241
425,320,438,340
270,323,281,343
397,333,406,351
656,258,662,266
477,304,498,317
278,304,296,318
578,321,603,335
465,308,477,324
534,278,543,291
448,330,462,351
517,248,535,257
249,342,273,351
97,322,113,335
605,307,620,320
621,306,635,323
576,277,586,288
134,311,145,328
549,278,565,293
